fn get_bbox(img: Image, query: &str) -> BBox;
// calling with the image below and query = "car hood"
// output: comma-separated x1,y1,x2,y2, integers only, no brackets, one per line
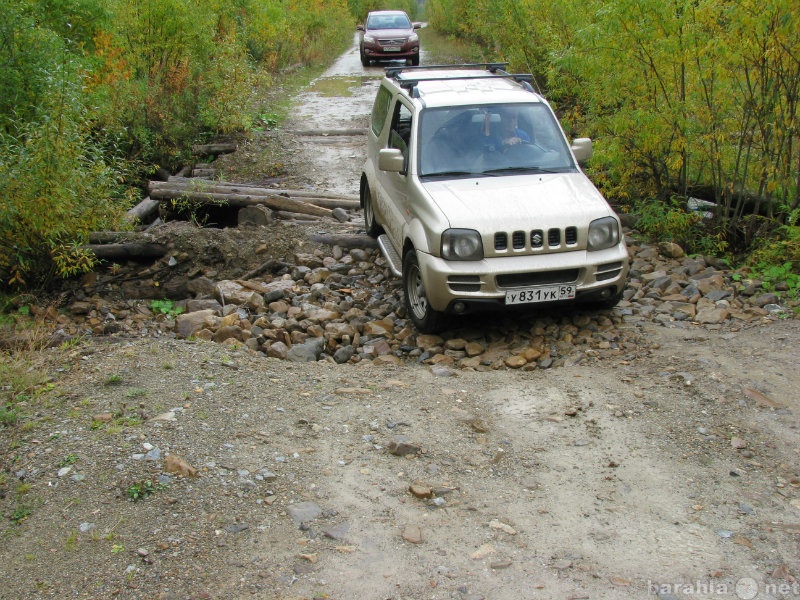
421,172,615,230
365,28,414,37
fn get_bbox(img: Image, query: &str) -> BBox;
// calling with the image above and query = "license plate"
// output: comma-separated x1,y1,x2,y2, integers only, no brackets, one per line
383,46,401,51
505,284,576,305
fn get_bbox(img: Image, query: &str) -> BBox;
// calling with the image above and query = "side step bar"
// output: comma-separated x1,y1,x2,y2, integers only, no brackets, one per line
377,234,402,277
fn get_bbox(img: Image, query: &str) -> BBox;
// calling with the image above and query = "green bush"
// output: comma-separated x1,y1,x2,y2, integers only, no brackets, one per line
745,225,800,297
0,74,131,287
632,197,702,245
0,0,357,289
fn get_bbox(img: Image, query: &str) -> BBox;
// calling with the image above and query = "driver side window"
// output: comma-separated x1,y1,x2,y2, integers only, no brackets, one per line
389,101,413,171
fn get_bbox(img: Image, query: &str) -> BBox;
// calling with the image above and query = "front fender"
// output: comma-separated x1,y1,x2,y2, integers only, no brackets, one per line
402,218,435,256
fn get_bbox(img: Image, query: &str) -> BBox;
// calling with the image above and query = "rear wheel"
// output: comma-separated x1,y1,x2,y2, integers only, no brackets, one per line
403,249,447,333
361,183,381,237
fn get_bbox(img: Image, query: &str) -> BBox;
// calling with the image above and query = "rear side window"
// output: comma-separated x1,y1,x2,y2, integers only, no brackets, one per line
371,85,393,136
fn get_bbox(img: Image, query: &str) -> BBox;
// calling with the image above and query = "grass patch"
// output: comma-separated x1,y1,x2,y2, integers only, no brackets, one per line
58,454,78,468
124,478,165,501
65,530,78,551
307,76,371,97
0,405,20,428
10,504,33,525
0,309,62,431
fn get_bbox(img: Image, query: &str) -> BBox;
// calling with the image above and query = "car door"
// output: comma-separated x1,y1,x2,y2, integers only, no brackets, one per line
374,98,414,250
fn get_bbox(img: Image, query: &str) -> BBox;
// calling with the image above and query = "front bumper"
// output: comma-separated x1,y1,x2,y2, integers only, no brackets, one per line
362,43,419,60
416,245,630,313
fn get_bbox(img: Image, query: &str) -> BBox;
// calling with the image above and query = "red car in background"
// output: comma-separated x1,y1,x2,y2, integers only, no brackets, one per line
358,10,421,67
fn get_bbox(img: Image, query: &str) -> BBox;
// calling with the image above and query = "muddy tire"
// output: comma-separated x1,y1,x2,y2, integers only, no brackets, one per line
403,249,447,333
592,286,625,310
410,54,420,66
362,183,381,237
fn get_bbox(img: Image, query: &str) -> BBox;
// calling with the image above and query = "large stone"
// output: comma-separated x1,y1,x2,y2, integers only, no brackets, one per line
695,306,729,324
286,337,325,362
237,204,273,226
175,309,218,338
286,502,322,525
216,280,258,305
658,241,685,258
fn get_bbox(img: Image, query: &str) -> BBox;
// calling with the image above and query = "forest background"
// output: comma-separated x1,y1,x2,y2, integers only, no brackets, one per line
0,0,798,300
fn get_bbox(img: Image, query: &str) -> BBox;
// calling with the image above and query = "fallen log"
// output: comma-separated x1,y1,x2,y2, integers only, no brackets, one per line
150,178,359,202
307,197,360,210
149,188,333,218
89,231,157,244
289,128,366,136
86,242,168,261
192,142,237,155
126,197,160,224
273,211,321,221
309,233,379,249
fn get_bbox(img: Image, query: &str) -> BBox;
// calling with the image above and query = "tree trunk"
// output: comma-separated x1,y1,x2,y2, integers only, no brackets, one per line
309,233,379,248
192,142,237,155
86,243,168,261
126,197,160,224
149,188,333,218
149,178,358,202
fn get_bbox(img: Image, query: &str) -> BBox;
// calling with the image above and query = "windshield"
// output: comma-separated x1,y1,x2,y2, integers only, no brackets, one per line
418,103,577,178
367,14,411,30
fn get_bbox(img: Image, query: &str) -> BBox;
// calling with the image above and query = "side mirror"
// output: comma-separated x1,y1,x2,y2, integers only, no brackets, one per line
413,23,422,30
379,148,405,173
571,138,593,164
357,24,364,31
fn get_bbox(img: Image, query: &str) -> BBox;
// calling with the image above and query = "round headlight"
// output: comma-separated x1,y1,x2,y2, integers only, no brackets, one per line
441,229,484,261
587,216,620,251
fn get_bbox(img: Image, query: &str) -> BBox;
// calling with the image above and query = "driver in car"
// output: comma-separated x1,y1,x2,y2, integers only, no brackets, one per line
485,109,530,150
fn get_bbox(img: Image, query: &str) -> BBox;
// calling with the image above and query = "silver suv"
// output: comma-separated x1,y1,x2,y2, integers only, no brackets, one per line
360,64,629,333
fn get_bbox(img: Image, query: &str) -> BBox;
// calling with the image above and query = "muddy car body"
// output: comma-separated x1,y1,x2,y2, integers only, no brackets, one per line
359,64,630,333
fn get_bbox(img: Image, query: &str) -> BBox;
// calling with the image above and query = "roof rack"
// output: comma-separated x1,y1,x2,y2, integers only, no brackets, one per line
385,63,537,96
385,62,509,78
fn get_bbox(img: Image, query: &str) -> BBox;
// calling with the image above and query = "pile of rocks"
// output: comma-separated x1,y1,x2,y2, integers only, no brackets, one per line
38,234,796,370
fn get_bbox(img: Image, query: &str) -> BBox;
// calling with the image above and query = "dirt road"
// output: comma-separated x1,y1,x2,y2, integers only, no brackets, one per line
2,36,800,600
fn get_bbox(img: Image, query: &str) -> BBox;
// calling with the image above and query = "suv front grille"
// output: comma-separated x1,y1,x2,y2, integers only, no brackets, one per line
494,227,579,253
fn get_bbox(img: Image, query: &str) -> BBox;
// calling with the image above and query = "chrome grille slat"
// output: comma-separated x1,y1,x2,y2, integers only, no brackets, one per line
493,227,579,252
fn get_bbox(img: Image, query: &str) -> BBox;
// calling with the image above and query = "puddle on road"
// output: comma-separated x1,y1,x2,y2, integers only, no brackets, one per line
306,75,376,97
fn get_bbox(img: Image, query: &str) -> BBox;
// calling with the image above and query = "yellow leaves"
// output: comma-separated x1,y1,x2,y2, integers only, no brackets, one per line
86,31,132,90
50,245,98,279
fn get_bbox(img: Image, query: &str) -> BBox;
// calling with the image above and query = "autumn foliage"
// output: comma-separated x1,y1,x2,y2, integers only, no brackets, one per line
428,0,800,256
0,0,353,289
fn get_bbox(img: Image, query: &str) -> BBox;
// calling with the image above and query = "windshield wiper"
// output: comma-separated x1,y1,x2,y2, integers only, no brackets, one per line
481,166,564,175
422,170,477,178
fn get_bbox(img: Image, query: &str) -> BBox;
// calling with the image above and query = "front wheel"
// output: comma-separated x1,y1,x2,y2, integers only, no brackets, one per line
592,286,625,309
403,250,447,333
